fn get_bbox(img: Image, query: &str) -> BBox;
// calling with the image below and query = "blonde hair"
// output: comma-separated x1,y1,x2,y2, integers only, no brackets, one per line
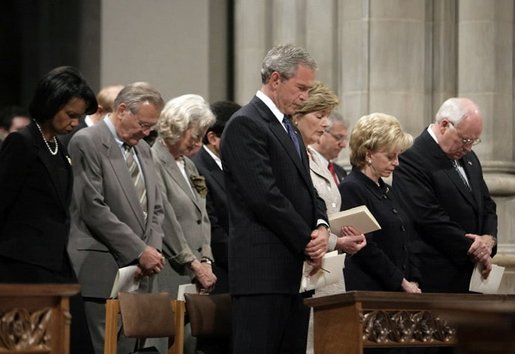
349,113,413,169
294,81,339,116
96,85,124,112
157,94,215,145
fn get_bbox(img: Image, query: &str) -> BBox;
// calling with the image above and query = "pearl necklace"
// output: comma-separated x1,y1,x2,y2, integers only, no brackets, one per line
34,121,58,155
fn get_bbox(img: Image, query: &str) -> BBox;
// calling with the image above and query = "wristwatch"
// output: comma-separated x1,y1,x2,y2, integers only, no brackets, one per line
200,257,213,265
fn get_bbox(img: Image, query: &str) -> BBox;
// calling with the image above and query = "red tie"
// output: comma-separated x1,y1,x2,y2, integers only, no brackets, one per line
328,162,340,186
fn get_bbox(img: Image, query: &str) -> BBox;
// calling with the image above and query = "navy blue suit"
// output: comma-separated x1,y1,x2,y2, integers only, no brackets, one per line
221,95,327,353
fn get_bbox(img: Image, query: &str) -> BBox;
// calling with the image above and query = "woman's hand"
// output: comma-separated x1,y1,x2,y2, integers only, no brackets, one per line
190,259,217,293
335,226,367,254
401,278,421,293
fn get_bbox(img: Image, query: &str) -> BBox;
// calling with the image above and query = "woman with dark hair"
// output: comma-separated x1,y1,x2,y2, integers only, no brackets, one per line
0,66,97,353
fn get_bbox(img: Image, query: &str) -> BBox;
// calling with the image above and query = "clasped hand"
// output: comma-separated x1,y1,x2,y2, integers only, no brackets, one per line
305,226,329,275
137,245,165,278
190,259,217,293
466,234,495,278
336,226,367,254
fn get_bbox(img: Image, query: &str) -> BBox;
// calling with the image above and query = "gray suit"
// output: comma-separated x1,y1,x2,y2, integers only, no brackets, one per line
68,120,164,353
152,139,213,297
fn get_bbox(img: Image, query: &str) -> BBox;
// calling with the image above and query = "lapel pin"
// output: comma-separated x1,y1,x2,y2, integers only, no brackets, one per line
468,161,472,166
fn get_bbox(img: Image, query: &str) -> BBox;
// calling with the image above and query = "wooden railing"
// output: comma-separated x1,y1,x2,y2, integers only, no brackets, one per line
0,284,80,354
305,291,515,354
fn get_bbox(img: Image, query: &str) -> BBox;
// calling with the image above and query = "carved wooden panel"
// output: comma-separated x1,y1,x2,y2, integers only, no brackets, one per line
0,307,52,351
362,310,455,345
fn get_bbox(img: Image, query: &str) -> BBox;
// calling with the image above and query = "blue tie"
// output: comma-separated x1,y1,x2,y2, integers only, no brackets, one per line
282,116,301,158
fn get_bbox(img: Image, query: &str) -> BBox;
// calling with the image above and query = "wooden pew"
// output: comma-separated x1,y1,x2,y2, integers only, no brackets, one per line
305,291,515,354
437,301,515,354
0,283,80,354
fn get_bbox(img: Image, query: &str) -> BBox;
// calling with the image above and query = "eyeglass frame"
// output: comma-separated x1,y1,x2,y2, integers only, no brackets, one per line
126,109,156,131
324,130,348,143
448,121,481,146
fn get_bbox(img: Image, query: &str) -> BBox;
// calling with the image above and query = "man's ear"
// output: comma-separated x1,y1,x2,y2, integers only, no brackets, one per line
270,71,282,88
206,131,218,145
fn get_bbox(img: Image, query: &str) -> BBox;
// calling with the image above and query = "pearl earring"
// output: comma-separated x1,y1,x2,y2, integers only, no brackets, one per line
367,159,372,164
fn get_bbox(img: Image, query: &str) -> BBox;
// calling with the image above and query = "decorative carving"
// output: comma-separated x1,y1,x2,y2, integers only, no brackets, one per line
0,307,52,350
362,310,455,344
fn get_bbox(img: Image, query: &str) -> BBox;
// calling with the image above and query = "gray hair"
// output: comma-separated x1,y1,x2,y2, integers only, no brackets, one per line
260,44,318,84
326,111,349,131
435,97,481,125
113,82,164,114
157,94,215,145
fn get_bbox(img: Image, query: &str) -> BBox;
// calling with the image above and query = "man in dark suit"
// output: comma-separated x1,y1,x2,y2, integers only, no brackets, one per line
191,100,241,294
221,44,329,354
68,83,166,354
310,111,349,185
393,97,497,293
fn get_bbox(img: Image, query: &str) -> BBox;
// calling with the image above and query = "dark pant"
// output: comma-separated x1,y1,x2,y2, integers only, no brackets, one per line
231,293,310,354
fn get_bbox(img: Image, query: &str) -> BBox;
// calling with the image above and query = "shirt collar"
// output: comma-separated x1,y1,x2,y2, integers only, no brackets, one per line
203,145,222,170
427,124,439,144
104,114,125,150
256,90,285,126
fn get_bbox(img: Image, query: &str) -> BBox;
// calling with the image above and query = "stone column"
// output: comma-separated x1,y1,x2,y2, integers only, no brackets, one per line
457,0,515,292
233,0,339,105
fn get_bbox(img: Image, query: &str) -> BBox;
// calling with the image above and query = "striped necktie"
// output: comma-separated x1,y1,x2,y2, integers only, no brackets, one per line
123,144,148,219
452,159,471,191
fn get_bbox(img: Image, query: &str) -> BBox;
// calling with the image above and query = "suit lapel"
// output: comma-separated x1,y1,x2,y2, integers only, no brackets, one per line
269,115,312,188
183,158,203,211
30,125,68,209
307,147,331,184
461,155,482,208
155,141,201,209
200,149,225,192
100,123,146,228
421,130,477,208
134,142,156,226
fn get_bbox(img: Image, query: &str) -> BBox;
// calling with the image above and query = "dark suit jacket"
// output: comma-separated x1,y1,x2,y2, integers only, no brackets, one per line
221,96,327,295
0,123,74,278
339,168,414,291
191,147,229,270
393,128,497,293
333,162,347,183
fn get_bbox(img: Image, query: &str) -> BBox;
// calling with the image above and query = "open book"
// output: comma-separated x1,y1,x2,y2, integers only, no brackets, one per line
469,263,505,294
328,205,381,235
300,251,346,292
109,265,140,298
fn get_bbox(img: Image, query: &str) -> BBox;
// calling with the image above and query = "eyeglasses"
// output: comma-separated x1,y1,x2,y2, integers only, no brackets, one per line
325,131,348,143
136,120,155,130
127,110,156,130
448,122,481,146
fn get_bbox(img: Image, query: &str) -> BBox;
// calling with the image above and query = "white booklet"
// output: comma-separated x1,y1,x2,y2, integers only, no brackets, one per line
469,263,505,294
177,283,197,301
109,265,140,298
300,251,346,292
328,205,381,235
